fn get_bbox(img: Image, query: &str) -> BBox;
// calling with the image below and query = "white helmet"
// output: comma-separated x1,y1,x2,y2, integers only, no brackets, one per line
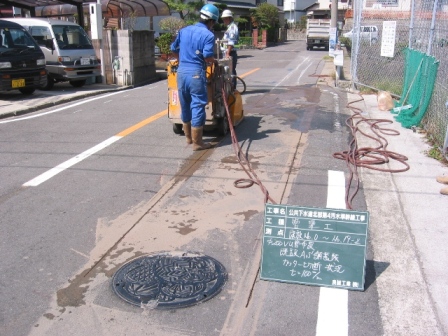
221,9,233,18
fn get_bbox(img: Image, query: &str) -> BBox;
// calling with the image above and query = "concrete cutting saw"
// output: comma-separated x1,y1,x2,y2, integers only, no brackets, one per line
167,57,244,136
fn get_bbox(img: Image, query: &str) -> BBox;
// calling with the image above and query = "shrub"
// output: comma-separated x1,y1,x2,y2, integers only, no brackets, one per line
238,37,252,46
339,36,351,48
156,33,174,55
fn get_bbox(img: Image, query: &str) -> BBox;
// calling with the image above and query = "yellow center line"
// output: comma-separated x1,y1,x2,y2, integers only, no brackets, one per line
239,68,261,78
22,68,261,187
116,109,168,137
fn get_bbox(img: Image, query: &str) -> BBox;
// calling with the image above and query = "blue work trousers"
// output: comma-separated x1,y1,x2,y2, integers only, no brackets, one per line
177,68,208,127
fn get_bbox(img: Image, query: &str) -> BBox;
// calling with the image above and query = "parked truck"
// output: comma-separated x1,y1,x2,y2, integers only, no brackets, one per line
306,19,331,51
0,19,47,95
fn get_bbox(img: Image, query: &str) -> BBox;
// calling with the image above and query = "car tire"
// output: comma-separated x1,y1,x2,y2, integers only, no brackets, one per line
40,75,54,90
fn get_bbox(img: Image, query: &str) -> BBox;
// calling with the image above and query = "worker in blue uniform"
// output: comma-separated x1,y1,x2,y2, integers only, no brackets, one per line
170,4,219,151
221,9,239,90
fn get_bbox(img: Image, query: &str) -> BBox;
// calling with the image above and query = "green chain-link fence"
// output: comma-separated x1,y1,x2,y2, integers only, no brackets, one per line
348,0,448,151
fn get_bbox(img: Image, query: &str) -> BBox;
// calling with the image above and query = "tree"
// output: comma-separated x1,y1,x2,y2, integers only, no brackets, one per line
235,17,249,26
250,3,279,29
159,17,186,34
163,0,204,25
156,17,186,56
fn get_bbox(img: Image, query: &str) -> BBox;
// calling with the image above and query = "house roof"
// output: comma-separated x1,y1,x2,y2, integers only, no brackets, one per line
36,1,170,18
0,1,170,21
0,0,89,11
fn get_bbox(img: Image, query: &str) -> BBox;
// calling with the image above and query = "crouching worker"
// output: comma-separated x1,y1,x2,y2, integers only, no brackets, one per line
170,4,219,151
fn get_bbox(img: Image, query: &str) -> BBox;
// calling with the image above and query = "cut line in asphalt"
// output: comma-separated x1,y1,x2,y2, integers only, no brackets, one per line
23,109,168,187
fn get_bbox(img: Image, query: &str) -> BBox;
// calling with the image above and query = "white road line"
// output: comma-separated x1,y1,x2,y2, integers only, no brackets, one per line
1,84,165,186
296,62,313,84
23,136,121,187
70,248,89,259
316,287,349,336
326,170,346,210
20,107,167,187
316,170,348,336
274,57,310,88
0,91,123,124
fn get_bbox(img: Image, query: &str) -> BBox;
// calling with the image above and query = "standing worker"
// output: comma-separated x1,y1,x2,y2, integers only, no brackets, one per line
170,4,219,151
221,9,239,90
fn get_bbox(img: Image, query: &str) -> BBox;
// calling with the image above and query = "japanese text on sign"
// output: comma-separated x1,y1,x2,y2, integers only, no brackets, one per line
381,21,397,57
260,204,369,290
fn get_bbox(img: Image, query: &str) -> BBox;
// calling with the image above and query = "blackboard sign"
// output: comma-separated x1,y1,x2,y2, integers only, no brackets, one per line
260,204,369,291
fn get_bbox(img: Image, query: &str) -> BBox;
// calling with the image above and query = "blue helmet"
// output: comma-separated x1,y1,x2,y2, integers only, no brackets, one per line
200,4,219,22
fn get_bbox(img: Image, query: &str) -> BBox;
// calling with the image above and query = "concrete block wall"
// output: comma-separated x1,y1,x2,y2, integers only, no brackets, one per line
131,30,156,86
93,30,156,86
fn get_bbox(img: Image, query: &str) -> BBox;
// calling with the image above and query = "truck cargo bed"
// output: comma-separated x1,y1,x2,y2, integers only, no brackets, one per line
306,19,331,50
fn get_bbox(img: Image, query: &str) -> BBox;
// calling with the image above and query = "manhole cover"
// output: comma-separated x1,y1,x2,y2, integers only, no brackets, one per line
112,251,228,309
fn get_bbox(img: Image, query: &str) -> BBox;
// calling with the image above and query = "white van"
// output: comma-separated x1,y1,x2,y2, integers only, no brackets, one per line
4,18,100,89
343,26,379,43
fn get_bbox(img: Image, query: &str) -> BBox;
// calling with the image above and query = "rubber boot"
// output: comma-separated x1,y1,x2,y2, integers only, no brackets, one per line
436,175,448,184
440,186,448,195
192,126,211,151
183,122,192,144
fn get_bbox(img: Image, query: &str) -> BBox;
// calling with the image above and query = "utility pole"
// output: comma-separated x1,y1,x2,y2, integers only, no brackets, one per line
90,0,105,83
329,0,338,55
331,0,338,29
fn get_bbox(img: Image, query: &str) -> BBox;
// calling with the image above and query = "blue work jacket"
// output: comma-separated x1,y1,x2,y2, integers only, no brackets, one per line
170,22,215,71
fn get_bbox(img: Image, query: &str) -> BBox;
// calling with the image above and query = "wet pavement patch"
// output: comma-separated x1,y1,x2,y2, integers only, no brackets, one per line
168,223,197,235
112,251,227,309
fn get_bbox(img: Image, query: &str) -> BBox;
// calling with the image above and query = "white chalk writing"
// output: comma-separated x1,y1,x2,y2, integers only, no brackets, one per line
262,204,368,290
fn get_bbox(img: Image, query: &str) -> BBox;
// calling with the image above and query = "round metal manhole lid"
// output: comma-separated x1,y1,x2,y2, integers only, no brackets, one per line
112,251,228,309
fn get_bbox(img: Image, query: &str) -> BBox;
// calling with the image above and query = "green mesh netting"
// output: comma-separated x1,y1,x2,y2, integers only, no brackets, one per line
391,48,439,128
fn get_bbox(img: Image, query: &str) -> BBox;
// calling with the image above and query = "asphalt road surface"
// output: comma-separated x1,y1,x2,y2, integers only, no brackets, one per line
0,40,443,336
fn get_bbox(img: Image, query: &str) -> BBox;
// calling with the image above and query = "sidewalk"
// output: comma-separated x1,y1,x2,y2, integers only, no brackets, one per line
325,51,447,333
352,93,448,334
